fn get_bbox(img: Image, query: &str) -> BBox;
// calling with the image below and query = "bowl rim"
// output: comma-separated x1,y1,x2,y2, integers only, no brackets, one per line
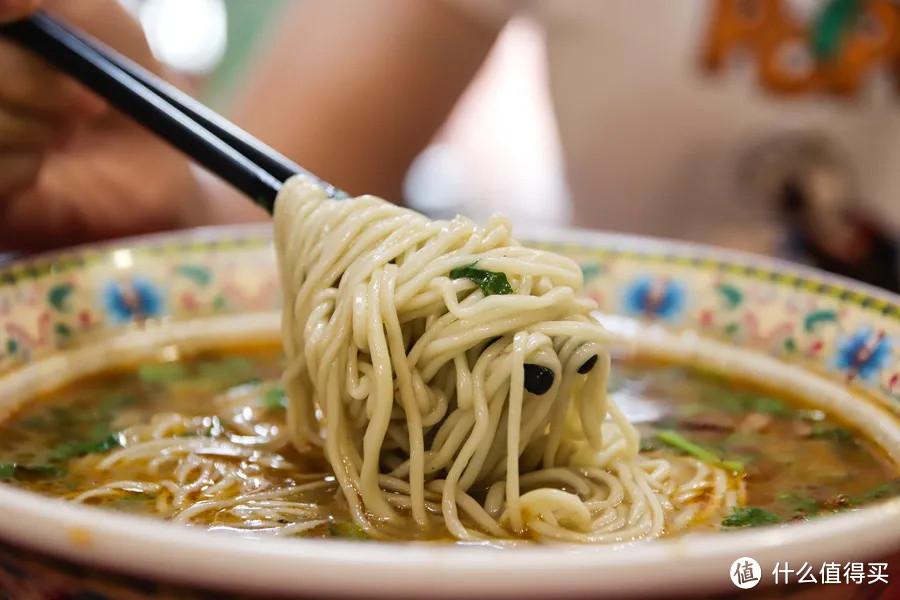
1,223,899,598
1,481,899,598
6,221,900,310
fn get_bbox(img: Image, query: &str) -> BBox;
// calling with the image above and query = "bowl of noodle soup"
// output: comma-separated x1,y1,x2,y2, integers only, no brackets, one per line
0,178,898,599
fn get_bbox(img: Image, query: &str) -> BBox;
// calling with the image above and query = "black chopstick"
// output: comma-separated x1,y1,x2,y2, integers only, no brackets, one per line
0,11,341,213
43,14,336,194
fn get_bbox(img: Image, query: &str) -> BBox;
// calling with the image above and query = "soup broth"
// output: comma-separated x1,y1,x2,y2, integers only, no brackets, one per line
0,345,897,541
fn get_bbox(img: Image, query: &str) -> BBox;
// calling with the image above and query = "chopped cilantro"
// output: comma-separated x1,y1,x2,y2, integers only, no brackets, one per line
449,262,513,296
265,385,288,411
722,507,782,528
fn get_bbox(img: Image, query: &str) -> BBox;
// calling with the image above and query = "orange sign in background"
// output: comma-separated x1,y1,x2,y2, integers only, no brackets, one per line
702,0,900,96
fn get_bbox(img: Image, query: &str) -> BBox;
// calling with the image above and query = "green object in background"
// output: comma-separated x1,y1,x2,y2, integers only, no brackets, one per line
203,0,290,110
810,0,862,63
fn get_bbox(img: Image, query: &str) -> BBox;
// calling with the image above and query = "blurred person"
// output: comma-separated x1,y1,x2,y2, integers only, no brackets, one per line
1,0,899,293
226,0,900,291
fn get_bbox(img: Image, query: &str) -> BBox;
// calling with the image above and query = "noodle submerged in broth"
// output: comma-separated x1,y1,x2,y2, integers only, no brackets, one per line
0,349,343,537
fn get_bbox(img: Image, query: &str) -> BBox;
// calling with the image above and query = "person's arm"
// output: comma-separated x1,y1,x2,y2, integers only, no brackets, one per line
229,0,505,201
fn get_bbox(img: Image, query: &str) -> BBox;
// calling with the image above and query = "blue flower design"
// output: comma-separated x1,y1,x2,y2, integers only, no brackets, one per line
622,276,685,320
101,277,164,324
834,327,893,381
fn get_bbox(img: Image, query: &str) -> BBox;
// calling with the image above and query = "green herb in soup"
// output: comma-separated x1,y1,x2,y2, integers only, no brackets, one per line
0,348,896,541
614,361,900,529
721,506,782,528
654,430,745,474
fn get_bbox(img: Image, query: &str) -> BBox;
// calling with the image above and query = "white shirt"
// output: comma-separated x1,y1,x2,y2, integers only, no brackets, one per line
441,0,900,252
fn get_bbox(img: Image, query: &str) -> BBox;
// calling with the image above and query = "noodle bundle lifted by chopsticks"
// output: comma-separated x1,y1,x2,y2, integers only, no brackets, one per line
275,175,732,542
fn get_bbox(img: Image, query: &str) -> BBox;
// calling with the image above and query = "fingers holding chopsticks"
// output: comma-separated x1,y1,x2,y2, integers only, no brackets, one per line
0,35,105,196
0,38,106,117
0,0,164,202
0,0,106,197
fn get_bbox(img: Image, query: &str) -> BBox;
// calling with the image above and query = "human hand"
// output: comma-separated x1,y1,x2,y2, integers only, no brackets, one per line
0,0,208,251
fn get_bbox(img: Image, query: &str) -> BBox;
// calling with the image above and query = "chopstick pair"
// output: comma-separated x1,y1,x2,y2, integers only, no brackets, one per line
0,10,342,213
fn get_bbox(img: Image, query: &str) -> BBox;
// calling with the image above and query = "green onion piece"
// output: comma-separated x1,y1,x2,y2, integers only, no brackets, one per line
655,431,744,473
656,431,721,463
719,460,746,474
449,262,513,296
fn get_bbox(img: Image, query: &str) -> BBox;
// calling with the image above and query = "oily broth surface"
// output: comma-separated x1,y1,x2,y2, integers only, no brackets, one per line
617,359,900,526
0,345,897,540
0,345,346,537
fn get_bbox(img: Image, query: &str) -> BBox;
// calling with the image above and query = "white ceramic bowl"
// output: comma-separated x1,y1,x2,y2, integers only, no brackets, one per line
0,224,898,599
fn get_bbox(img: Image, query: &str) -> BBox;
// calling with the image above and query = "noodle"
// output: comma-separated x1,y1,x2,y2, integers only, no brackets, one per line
70,383,336,534
273,175,733,542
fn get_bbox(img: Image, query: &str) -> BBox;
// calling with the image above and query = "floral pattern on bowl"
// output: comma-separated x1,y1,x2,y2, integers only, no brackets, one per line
533,237,900,416
0,228,280,369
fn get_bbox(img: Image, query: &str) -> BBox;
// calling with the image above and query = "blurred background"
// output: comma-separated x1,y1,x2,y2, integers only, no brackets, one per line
96,1,900,291
117,0,567,227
